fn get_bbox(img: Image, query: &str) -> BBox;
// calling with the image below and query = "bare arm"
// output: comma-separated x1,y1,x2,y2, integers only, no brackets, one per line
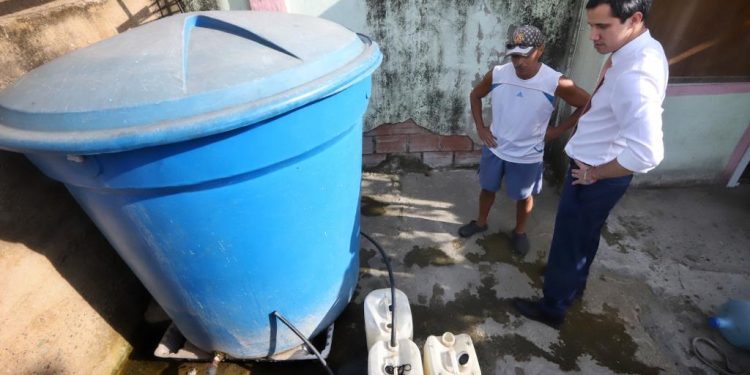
470,70,496,147
545,76,591,142
555,76,590,108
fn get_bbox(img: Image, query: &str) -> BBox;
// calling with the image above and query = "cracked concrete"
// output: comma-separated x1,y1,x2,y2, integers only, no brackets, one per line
345,169,750,375
7,157,750,375
118,168,750,374
87,168,750,374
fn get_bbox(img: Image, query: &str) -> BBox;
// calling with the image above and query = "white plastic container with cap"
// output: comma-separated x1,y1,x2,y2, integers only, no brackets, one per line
368,338,425,375
364,288,414,350
423,332,481,375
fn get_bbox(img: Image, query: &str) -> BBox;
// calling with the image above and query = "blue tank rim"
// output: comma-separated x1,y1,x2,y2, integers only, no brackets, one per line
0,35,381,155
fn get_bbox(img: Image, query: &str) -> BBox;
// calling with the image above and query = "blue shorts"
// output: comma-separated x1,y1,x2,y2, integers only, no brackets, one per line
479,147,543,200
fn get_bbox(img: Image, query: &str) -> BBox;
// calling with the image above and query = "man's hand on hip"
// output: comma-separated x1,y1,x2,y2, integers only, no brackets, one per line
478,127,497,148
571,159,597,185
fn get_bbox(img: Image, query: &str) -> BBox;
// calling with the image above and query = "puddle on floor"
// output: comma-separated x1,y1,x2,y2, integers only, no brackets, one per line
602,216,656,255
470,231,546,290
552,303,661,374
416,230,662,373
602,223,629,254
120,229,661,375
411,275,515,334
359,247,377,268
360,195,388,217
477,333,549,362
364,154,432,175
618,215,654,239
403,245,455,267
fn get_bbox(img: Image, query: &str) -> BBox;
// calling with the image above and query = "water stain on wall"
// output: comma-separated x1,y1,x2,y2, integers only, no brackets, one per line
363,0,581,135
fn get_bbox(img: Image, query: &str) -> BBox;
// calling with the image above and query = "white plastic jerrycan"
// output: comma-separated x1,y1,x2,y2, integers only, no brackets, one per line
364,288,414,350
423,332,481,375
368,338,425,375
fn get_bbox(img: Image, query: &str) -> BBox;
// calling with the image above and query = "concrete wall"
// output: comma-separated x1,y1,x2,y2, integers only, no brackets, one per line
567,2,750,186
284,0,582,136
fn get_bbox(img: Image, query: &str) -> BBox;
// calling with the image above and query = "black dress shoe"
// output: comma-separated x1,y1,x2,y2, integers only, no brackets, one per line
512,298,564,329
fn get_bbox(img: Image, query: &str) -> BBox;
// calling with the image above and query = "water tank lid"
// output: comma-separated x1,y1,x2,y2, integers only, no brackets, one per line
0,11,381,154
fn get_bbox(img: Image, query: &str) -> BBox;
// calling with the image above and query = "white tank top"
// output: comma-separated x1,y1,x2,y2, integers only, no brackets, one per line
489,63,562,163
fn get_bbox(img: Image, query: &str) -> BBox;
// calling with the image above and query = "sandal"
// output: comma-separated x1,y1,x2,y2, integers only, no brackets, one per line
458,220,488,238
511,231,530,257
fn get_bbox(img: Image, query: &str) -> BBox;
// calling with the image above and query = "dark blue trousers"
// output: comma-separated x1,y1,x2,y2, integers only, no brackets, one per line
541,163,632,317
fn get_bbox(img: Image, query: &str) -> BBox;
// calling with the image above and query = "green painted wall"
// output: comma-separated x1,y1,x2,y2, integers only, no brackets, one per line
653,93,750,184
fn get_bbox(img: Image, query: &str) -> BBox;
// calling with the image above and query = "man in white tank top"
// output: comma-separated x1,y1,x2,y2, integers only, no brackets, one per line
458,25,590,256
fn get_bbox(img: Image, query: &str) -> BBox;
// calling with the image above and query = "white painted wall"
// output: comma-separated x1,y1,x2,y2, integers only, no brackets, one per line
218,0,250,10
285,0,367,32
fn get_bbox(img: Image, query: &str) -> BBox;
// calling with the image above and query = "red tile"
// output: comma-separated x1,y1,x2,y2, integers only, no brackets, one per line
409,134,441,152
375,135,408,153
363,136,374,155
439,135,473,151
363,154,387,168
423,151,454,168
454,151,482,166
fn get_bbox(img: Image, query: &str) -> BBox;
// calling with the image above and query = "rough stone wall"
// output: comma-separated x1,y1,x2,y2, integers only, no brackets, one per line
362,0,581,134
182,0,217,11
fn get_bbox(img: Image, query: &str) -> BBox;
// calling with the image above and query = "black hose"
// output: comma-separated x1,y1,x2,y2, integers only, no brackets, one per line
272,310,335,375
360,231,397,349
692,337,747,375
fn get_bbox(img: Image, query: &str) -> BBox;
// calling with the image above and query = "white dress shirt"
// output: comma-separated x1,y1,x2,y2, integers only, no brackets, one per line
565,30,669,173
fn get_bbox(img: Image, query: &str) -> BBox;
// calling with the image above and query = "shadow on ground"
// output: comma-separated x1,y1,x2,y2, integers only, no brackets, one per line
0,152,149,344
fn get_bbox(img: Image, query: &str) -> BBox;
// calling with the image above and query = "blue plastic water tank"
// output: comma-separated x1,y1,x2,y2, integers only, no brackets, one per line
0,11,381,358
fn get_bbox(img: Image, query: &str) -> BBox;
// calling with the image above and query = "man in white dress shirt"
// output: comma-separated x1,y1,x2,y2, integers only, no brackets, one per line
514,0,669,328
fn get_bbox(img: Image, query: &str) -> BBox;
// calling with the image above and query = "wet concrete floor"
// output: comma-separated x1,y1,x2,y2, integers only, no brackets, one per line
119,169,750,374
